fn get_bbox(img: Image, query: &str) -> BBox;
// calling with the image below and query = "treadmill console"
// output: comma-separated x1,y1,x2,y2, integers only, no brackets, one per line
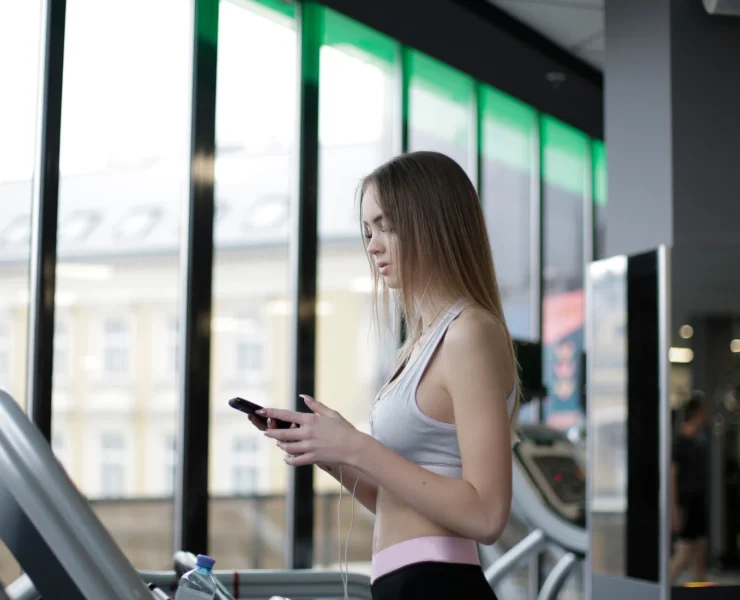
514,424,586,527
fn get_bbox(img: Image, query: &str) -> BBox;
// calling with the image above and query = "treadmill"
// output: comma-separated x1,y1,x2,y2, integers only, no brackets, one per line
0,389,371,600
1,385,582,600
480,423,588,600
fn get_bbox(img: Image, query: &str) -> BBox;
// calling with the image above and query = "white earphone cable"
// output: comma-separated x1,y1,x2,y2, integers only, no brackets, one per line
337,466,360,600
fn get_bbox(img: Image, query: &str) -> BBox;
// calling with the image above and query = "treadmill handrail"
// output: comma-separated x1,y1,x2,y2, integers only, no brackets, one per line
5,574,36,600
536,552,578,600
484,529,546,588
9,569,375,600
140,569,373,600
0,390,152,599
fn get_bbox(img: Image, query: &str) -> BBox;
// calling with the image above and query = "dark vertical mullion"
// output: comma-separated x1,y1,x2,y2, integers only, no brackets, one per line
285,0,321,570
535,114,546,425
174,0,219,556
531,117,546,590
530,113,542,346
396,45,410,348
472,81,482,195
26,0,67,442
400,45,410,155
586,139,596,264
581,141,594,416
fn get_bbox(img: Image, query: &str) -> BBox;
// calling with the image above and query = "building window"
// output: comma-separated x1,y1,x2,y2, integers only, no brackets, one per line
53,319,69,382
0,215,30,248
58,210,101,242
232,436,259,496
103,318,130,377
0,322,9,387
165,317,179,379
100,433,126,498
52,433,66,468
235,316,263,378
165,434,177,496
113,206,162,240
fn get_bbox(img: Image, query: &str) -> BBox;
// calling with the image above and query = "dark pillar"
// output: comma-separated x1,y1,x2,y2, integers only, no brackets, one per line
26,0,67,443
285,0,320,570
174,0,219,556
604,0,740,258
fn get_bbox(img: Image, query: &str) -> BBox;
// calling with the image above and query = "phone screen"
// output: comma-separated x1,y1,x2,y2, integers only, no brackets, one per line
228,397,293,429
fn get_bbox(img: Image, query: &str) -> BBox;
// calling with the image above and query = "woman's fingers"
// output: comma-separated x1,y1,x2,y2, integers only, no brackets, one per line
248,414,267,432
300,394,336,417
256,407,310,425
264,427,308,441
284,452,314,467
278,440,312,454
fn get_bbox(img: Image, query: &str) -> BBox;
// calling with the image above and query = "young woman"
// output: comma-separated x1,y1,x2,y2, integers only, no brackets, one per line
249,151,519,599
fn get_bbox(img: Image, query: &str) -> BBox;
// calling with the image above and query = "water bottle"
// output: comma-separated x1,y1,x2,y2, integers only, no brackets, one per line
174,554,217,600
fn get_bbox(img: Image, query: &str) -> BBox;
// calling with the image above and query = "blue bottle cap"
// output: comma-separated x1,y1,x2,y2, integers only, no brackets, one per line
196,554,216,570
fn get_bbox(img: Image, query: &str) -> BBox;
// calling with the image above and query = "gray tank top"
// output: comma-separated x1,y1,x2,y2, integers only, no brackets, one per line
370,300,516,479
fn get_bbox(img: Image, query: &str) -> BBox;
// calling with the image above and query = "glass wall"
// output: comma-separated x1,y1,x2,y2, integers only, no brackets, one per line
209,0,296,570
52,0,192,570
0,0,609,580
0,1,42,410
314,7,399,571
541,116,590,430
480,86,538,342
407,50,476,181
0,0,43,585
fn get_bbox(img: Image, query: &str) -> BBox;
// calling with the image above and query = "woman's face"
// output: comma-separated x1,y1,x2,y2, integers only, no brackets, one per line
361,186,400,289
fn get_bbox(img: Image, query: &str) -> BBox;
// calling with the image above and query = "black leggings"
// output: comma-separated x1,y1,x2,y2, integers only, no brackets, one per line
371,561,498,600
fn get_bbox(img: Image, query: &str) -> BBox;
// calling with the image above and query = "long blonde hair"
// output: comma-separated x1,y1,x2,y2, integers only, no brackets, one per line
359,151,520,428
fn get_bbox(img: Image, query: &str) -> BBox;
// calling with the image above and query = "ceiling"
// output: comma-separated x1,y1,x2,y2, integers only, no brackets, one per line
487,0,605,70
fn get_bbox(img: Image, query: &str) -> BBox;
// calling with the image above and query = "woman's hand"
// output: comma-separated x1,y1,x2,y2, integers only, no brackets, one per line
259,395,361,467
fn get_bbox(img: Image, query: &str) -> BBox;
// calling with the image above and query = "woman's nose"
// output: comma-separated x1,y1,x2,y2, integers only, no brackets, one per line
367,238,382,255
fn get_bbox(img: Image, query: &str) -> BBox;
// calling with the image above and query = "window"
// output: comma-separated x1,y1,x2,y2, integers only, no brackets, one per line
0,0,42,423
231,436,260,495
0,215,30,248
408,50,476,181
541,117,590,430
51,433,66,468
102,318,130,377
316,7,399,567
209,0,296,569
165,435,177,496
164,317,179,379
113,206,162,240
244,196,289,231
59,210,101,242
52,0,190,568
235,317,263,377
53,319,69,383
100,433,127,498
0,322,10,388
480,86,538,341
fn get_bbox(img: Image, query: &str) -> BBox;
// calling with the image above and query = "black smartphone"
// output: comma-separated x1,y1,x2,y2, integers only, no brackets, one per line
228,397,293,429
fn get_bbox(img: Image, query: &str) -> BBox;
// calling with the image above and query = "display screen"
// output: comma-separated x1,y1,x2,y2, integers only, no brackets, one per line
531,455,585,505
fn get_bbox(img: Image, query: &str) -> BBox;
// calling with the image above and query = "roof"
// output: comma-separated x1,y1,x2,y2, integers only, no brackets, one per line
0,143,384,264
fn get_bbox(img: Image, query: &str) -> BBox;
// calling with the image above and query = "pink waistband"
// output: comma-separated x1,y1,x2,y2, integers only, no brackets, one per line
371,536,480,583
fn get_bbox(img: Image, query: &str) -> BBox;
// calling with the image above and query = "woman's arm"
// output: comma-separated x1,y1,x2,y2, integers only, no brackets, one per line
318,463,378,514
346,313,514,545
